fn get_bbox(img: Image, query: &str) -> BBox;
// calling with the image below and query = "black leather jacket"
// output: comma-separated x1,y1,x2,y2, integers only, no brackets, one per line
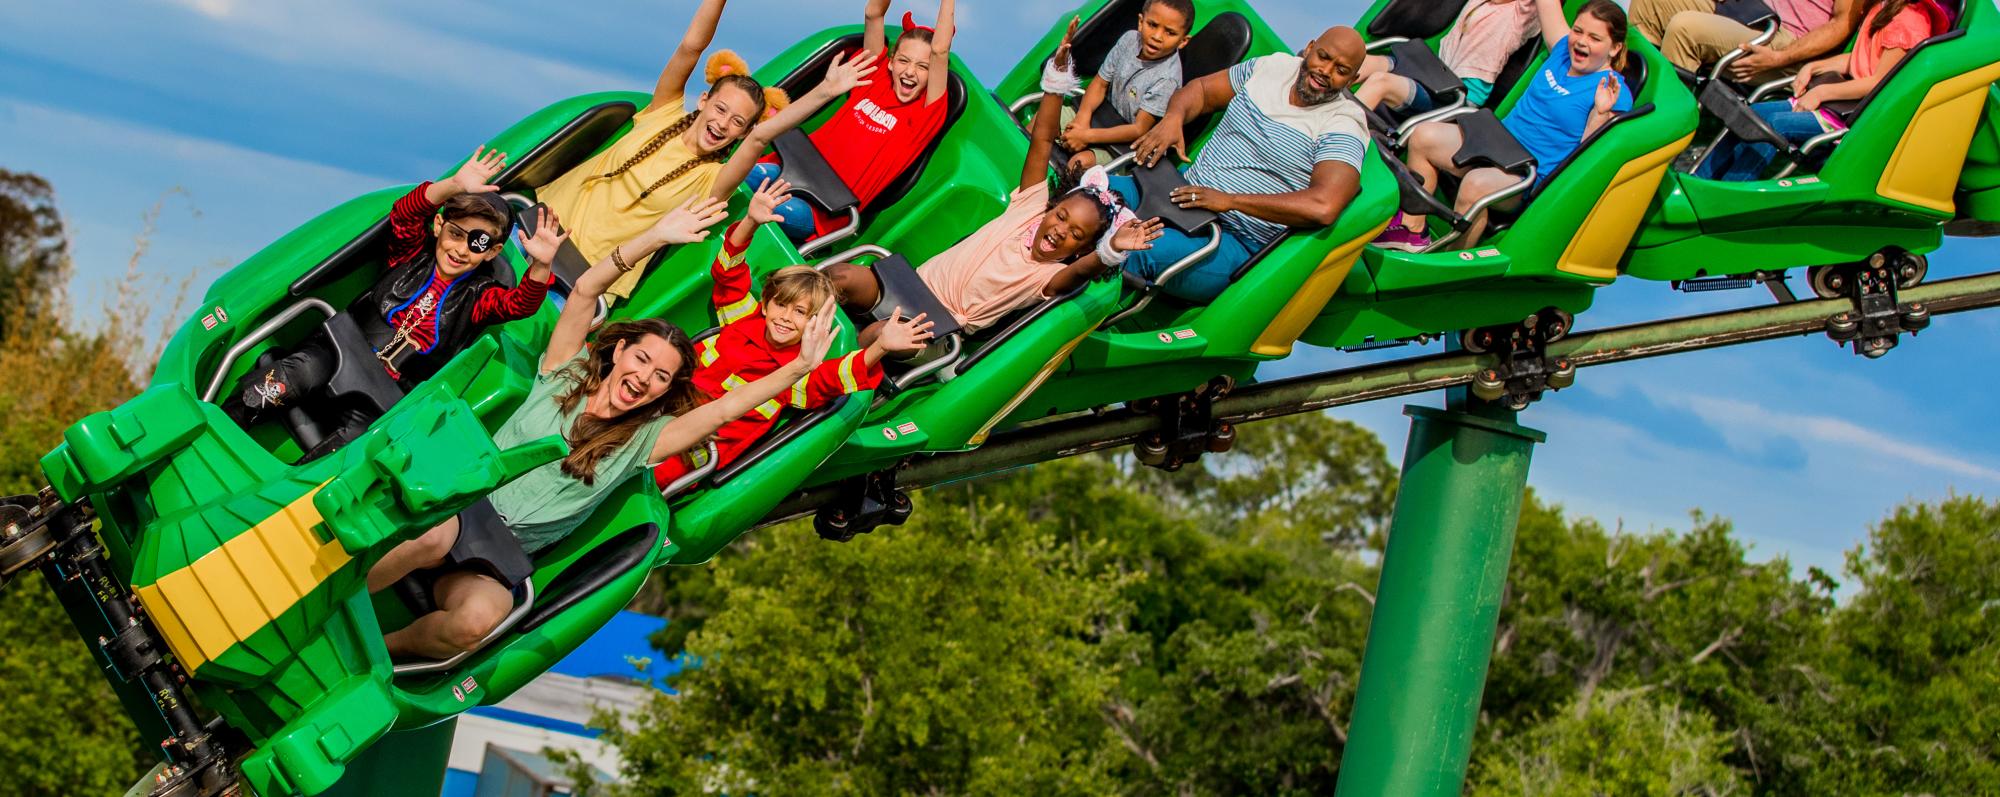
354,253,502,384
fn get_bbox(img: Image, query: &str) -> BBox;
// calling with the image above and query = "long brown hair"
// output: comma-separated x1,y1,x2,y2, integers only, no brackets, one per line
1579,0,1630,72
1867,0,1914,34
596,74,770,204
551,319,702,483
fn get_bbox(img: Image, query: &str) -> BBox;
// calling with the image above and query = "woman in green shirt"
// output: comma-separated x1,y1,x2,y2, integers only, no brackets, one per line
367,196,836,661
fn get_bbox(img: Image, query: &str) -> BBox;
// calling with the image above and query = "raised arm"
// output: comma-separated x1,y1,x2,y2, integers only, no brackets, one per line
1534,0,1570,50
707,50,881,200
1133,71,1237,167
863,0,891,54
650,0,731,113
926,0,955,104
1174,159,1361,228
1022,92,1069,190
1043,217,1164,295
541,197,731,373
649,297,838,461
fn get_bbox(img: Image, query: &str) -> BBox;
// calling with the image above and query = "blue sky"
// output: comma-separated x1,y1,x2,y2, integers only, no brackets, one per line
1,0,1994,588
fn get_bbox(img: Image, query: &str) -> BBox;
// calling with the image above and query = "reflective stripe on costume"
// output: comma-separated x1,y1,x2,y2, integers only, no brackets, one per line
837,351,862,394
721,374,748,392
752,398,783,419
717,296,758,326
697,339,720,367
788,372,811,409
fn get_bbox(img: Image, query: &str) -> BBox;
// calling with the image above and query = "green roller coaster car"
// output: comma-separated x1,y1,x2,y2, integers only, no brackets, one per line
1622,0,2000,290
800,0,1401,533
1,82,875,794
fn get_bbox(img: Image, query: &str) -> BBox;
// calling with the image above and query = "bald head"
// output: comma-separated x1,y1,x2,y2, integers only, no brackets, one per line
1293,26,1366,106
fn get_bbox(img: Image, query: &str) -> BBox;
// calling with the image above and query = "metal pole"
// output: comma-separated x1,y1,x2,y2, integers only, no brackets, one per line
760,269,2000,525
1332,405,1544,797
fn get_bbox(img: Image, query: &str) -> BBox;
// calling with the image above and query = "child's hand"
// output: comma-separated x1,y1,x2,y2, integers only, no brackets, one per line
1061,120,1095,151
1791,61,1822,97
1590,74,1620,115
1111,217,1165,253
1794,85,1827,112
820,49,879,96
874,307,936,355
748,178,794,226
795,297,839,368
449,146,508,195
1055,15,1080,70
518,206,568,265
650,196,731,245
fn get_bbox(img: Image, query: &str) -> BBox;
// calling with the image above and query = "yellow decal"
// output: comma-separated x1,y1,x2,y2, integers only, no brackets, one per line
1556,132,1694,281
132,482,346,674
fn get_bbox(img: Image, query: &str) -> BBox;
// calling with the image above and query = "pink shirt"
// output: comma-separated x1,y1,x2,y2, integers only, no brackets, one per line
1438,0,1541,83
918,183,1068,334
1769,0,1835,39
1851,4,1932,81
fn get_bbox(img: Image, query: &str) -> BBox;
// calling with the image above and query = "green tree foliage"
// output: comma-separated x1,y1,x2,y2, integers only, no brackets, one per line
1467,693,1746,796
0,168,156,795
609,410,1999,797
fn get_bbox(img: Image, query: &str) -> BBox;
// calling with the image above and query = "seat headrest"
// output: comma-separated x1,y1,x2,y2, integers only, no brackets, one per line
1619,48,1649,96
1179,12,1255,81
1366,0,1465,40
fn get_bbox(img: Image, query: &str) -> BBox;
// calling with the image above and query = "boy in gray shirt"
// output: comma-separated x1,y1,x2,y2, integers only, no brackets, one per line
1060,0,1195,171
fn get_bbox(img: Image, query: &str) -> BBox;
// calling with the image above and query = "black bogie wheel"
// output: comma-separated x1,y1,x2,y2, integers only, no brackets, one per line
1459,328,1492,354
1808,265,1850,300
1895,251,1928,289
1900,303,1931,331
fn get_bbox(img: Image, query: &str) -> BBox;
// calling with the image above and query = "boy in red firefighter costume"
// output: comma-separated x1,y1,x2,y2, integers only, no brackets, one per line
653,178,935,488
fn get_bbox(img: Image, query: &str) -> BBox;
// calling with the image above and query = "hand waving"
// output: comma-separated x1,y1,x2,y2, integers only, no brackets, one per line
1055,15,1080,70
875,307,936,355
1591,73,1621,114
451,146,508,194
650,196,731,245
518,206,568,264
1111,217,1165,252
795,296,840,368
748,178,794,226
820,49,879,96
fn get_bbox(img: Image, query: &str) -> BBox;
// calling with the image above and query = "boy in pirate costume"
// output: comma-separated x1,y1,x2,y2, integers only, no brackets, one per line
226,147,562,457
652,178,934,488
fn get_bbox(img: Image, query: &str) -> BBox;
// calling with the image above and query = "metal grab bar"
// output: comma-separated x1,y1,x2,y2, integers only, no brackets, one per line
1422,165,1537,253
391,579,537,676
661,441,720,499
797,208,863,259
1101,227,1222,329
200,298,337,403
1706,23,1781,85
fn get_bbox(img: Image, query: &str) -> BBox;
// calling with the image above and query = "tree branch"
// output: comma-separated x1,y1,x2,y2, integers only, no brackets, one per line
1689,626,1743,666
1335,582,1376,606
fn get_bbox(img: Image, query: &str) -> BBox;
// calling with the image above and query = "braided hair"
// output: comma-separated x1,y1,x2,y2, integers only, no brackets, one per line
595,73,771,204
1045,166,1121,264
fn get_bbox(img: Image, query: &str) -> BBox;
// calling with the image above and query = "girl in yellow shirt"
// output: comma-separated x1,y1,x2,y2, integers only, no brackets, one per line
538,0,878,300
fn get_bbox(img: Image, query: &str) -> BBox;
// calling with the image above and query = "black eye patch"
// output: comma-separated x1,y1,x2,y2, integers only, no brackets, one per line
465,229,496,253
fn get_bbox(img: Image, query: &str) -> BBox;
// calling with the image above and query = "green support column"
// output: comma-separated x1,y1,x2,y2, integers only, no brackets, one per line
320,718,458,797
1333,404,1544,797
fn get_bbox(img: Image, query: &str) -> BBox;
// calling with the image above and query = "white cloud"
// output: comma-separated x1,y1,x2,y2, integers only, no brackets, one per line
167,0,238,19
1679,393,2000,484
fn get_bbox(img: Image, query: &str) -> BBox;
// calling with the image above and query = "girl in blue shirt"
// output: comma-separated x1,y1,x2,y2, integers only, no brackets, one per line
1374,0,1634,252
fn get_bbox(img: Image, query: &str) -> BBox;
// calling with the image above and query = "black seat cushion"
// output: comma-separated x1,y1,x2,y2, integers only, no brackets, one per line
1366,0,1465,40
1452,109,1536,173
1063,0,1153,77
1716,0,1779,27
1388,39,1467,101
517,202,593,291
1132,159,1221,234
319,312,408,413
773,129,861,214
861,254,966,340
1181,11,1254,80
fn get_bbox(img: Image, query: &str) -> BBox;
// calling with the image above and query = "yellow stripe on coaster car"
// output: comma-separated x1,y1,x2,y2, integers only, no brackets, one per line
133,482,346,674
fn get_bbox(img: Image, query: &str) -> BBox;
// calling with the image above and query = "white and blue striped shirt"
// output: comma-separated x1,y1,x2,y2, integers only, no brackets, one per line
1184,54,1370,248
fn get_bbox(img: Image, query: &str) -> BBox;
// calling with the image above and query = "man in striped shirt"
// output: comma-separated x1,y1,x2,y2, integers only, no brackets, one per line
1118,26,1371,303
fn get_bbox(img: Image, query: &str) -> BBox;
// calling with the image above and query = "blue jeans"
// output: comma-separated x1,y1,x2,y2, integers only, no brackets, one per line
744,162,819,242
1696,101,1830,182
1105,174,1256,303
